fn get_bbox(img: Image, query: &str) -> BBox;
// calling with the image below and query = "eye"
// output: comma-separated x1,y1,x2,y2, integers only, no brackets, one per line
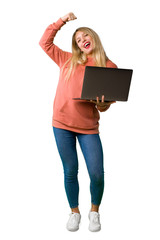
84,34,88,37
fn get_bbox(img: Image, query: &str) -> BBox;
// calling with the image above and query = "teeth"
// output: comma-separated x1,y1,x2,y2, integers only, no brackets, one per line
84,42,90,48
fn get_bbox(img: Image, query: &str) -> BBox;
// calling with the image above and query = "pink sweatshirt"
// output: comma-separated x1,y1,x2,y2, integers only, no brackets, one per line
39,18,117,134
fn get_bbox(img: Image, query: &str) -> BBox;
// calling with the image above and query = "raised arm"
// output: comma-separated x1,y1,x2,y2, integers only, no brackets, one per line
39,13,77,67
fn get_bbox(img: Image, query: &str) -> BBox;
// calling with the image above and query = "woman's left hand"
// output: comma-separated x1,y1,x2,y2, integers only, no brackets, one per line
90,95,116,112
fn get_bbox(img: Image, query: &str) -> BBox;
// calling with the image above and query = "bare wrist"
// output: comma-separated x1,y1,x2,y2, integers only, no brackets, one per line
60,17,66,23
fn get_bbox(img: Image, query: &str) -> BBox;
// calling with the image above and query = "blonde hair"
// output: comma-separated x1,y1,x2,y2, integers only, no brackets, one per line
63,27,108,81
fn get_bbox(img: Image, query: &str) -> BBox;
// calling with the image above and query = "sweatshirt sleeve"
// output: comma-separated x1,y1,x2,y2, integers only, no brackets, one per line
106,59,118,68
39,18,71,67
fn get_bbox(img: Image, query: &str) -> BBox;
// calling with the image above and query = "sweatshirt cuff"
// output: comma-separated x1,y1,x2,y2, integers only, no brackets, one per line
54,18,66,29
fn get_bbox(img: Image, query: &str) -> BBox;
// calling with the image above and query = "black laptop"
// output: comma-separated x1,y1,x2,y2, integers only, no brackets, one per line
73,66,133,102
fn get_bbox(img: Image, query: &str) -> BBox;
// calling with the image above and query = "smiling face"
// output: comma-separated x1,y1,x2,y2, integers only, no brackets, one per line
75,31,94,56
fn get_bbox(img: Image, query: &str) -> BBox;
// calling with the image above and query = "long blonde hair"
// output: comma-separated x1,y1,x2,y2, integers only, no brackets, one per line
63,27,108,81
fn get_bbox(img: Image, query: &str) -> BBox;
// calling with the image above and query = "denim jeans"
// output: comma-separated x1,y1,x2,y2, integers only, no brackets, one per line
53,127,104,208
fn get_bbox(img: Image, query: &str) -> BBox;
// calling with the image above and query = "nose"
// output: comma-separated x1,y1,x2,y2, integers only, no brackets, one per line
81,36,86,43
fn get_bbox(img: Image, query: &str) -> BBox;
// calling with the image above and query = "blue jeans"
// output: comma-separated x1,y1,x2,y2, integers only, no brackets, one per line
53,127,104,209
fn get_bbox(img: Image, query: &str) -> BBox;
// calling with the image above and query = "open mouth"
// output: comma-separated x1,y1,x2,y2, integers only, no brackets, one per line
83,41,91,49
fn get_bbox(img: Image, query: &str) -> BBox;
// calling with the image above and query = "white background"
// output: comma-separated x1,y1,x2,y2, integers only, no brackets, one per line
0,0,160,239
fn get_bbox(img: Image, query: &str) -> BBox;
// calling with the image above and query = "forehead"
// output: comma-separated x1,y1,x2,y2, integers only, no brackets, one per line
75,31,87,39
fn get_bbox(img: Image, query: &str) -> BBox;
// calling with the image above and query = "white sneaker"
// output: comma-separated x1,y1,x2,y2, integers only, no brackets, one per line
66,213,81,231
88,211,101,232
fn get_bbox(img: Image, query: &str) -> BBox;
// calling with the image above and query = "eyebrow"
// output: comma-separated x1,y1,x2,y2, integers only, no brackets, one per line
76,36,81,39
76,32,87,41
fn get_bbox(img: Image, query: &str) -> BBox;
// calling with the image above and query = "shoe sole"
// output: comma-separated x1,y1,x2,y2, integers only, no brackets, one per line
67,227,79,232
89,226,101,232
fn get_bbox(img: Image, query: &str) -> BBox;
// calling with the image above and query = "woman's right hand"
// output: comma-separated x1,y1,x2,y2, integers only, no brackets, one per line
61,12,77,23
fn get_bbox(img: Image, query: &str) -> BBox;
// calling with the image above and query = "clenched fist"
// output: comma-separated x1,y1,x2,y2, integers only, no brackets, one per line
61,12,77,23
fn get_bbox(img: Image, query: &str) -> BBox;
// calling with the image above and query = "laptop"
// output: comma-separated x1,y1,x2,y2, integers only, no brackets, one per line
73,66,133,102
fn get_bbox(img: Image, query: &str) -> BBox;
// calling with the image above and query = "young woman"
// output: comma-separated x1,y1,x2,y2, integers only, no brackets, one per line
39,12,117,232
